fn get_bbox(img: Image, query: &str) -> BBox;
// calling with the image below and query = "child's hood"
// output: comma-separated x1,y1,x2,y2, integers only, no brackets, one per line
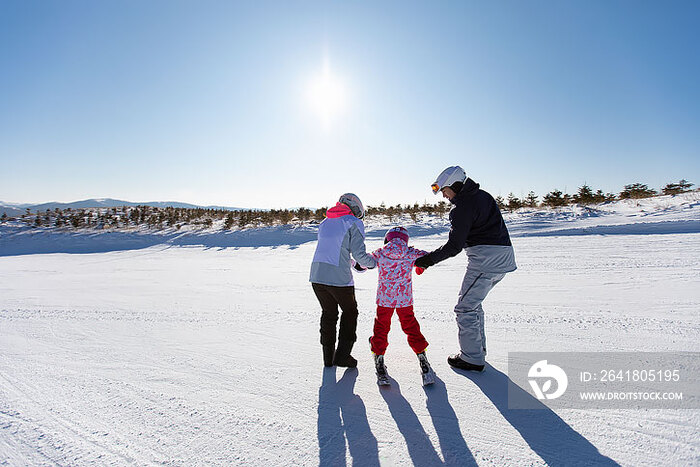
378,238,410,260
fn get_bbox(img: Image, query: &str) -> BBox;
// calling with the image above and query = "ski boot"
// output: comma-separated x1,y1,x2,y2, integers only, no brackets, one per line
417,351,436,385
374,353,390,386
447,354,485,372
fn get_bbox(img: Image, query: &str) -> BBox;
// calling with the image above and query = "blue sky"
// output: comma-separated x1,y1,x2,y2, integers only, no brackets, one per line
1,1,698,208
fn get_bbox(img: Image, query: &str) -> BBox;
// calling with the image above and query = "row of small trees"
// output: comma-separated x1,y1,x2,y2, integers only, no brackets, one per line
5,206,228,230
1,201,452,230
3,205,328,230
497,180,694,210
1,180,694,229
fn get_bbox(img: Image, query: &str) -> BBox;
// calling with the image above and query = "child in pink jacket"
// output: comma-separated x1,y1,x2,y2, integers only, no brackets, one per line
369,227,435,385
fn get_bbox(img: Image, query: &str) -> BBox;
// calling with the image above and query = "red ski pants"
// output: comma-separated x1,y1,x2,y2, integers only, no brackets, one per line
370,305,428,355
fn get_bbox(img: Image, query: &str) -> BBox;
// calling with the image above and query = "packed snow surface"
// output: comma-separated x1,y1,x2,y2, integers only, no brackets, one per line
1,193,699,466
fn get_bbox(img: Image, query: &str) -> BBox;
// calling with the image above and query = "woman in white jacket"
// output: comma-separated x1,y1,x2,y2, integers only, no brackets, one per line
310,193,376,368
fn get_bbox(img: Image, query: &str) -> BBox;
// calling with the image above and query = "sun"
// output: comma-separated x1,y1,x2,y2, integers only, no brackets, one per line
307,62,347,128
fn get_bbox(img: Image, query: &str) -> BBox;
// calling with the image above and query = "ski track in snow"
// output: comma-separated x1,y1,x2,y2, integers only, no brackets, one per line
1,194,699,466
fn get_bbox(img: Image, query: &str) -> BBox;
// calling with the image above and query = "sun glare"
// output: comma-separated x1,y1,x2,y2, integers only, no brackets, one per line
307,62,346,128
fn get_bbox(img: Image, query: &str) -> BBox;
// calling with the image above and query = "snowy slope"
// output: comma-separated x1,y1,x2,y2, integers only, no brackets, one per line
1,192,698,257
504,192,700,237
0,193,699,466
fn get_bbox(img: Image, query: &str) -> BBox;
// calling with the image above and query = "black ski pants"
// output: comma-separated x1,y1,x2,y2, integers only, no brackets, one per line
312,283,359,349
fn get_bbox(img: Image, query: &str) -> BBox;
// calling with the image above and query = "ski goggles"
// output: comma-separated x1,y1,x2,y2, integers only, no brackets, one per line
431,183,442,194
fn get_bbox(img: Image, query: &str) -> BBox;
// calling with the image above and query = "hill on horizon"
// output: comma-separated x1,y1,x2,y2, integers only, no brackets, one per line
0,198,246,216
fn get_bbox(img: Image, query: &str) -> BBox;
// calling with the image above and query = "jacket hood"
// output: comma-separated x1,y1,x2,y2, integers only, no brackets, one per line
326,202,353,218
380,238,409,259
451,177,480,204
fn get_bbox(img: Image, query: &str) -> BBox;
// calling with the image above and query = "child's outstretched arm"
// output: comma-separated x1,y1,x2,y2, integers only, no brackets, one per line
409,247,429,274
408,247,429,260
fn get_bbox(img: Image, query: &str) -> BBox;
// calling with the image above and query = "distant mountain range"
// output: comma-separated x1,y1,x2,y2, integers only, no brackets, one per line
0,198,246,217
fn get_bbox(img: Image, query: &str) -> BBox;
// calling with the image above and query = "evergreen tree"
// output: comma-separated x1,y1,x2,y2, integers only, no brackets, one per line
224,211,235,229
436,201,449,217
71,214,81,228
507,193,522,211
494,196,505,210
278,209,293,225
524,191,538,208
543,189,568,207
662,179,694,195
295,207,312,224
572,184,596,205
408,206,418,222
592,190,607,204
678,179,694,192
313,208,326,222
238,210,250,228
619,183,656,199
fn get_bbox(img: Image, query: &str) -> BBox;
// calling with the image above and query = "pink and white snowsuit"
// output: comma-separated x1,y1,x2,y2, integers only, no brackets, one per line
369,238,429,355
371,239,427,308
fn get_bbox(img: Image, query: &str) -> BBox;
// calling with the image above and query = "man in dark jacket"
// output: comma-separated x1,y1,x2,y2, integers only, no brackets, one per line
415,166,516,371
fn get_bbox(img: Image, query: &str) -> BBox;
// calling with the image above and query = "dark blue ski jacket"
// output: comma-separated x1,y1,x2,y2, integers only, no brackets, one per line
417,178,512,267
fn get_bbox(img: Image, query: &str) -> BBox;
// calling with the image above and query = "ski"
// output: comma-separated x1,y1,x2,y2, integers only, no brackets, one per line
377,373,391,386
421,368,435,386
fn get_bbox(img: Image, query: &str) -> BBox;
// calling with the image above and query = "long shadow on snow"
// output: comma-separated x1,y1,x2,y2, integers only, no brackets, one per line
318,367,379,467
424,376,477,466
456,364,619,466
380,375,477,466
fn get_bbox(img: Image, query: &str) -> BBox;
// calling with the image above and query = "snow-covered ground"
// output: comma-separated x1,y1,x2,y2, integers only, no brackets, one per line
1,193,699,466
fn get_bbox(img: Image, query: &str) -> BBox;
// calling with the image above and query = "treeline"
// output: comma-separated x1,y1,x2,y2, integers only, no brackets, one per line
496,179,694,211
1,201,453,231
0,179,694,230
2,205,326,230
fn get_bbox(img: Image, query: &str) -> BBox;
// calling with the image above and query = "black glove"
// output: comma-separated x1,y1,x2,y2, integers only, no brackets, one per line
351,259,369,272
414,254,434,269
